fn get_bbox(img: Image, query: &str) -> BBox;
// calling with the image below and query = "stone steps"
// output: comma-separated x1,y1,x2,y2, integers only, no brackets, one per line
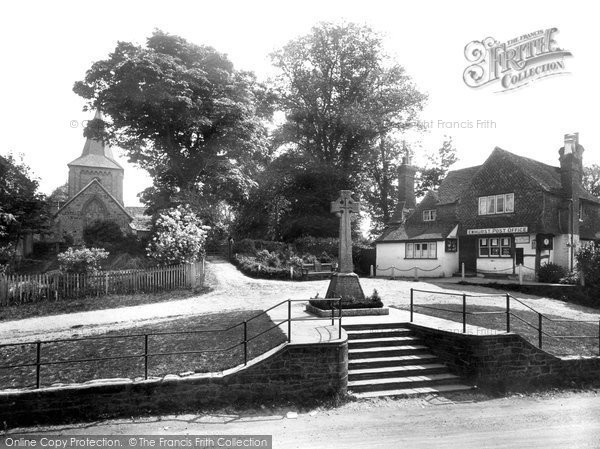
344,323,474,398
348,336,422,349
352,383,474,399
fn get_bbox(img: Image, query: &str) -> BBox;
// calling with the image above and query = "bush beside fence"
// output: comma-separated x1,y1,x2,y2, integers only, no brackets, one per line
0,261,204,306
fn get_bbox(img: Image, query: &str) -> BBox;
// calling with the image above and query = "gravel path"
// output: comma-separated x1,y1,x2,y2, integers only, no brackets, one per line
1,258,598,343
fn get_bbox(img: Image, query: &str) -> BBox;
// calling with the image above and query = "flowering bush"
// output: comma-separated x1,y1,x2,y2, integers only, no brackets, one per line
147,205,209,264
57,246,109,274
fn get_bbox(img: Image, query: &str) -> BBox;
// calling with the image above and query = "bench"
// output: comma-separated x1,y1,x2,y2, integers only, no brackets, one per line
301,261,334,280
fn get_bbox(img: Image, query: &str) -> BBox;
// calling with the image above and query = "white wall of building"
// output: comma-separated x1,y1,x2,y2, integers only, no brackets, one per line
553,233,579,271
376,241,458,278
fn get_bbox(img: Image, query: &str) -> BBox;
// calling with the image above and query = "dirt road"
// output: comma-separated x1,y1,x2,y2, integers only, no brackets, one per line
1,258,598,343
10,391,600,448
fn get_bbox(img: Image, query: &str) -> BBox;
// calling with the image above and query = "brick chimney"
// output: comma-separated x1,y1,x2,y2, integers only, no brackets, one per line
388,148,417,224
558,132,584,198
397,153,417,209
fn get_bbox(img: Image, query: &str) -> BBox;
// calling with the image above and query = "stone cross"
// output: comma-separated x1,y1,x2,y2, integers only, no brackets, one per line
331,190,360,273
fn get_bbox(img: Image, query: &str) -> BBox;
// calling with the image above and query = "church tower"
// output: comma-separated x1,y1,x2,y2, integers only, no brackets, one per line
55,110,132,243
67,110,124,204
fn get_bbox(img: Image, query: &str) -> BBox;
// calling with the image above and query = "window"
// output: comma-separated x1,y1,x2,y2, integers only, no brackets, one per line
406,242,437,259
478,193,514,215
479,237,512,257
422,210,436,221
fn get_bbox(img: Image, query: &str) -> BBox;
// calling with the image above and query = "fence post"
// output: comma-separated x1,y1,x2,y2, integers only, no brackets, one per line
35,341,41,389
410,288,414,322
461,263,465,281
331,302,335,326
518,264,523,285
243,321,248,365
462,293,467,333
290,267,294,280
391,267,395,280
0,275,6,305
287,300,291,343
338,298,342,340
538,313,543,349
144,334,149,380
105,272,109,295
506,294,510,333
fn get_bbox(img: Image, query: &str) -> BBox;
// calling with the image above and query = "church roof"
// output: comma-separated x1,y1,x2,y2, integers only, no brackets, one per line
68,111,124,171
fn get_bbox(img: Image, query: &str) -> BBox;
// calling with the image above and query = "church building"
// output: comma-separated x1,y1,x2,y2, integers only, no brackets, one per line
376,133,600,279
54,111,133,243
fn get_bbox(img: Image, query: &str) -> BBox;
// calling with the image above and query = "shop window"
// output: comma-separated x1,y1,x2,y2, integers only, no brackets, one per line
478,193,514,215
422,210,436,221
406,242,437,259
479,237,512,257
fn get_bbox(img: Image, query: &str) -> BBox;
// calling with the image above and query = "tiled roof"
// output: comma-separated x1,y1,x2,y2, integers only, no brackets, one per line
437,166,481,204
377,147,600,243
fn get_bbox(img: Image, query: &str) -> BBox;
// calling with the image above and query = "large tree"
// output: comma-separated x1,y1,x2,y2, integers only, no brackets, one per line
73,30,272,220
271,22,426,180
260,22,426,238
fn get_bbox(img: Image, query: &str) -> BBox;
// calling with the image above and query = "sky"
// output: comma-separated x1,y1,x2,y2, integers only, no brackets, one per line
0,0,598,206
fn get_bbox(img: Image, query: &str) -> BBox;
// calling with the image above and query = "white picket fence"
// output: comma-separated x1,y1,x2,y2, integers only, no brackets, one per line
0,260,204,306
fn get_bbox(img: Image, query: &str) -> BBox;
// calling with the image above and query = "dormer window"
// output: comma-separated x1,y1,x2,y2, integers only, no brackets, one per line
423,210,436,221
478,193,514,215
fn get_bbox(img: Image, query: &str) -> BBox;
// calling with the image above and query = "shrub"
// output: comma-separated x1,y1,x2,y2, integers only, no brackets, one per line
576,244,600,288
147,205,209,264
83,220,124,246
537,262,567,283
57,247,109,274
232,254,291,280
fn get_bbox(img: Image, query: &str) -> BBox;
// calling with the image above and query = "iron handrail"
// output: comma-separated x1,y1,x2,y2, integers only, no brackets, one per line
0,297,344,390
410,287,600,355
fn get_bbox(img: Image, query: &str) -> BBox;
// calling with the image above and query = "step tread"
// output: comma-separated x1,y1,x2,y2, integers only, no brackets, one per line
348,336,419,344
349,345,429,353
343,323,408,330
351,384,474,398
345,328,412,335
348,373,460,387
349,364,447,376
349,354,438,365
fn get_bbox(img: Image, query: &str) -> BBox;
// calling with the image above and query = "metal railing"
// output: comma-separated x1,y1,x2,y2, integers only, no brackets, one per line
409,288,600,355
0,298,343,390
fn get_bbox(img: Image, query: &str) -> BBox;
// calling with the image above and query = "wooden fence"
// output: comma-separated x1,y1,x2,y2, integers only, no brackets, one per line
0,260,205,306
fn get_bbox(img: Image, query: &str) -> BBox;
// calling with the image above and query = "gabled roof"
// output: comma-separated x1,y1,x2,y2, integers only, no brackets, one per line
377,146,600,243
56,178,133,220
437,166,481,204
68,111,123,171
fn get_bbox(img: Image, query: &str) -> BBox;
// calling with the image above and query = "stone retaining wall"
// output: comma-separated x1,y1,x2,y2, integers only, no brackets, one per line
0,340,348,428
407,323,600,390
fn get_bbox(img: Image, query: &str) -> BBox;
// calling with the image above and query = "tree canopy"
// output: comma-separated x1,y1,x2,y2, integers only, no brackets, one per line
583,164,600,198
0,153,49,243
271,22,426,179
73,30,272,217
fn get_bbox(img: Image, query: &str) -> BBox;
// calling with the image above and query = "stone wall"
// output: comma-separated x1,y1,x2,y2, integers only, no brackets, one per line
55,180,131,243
0,340,348,428
407,323,600,391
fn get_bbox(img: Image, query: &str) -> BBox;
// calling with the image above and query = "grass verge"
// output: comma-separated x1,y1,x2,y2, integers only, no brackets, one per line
0,310,287,390
397,303,599,357
0,288,206,322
